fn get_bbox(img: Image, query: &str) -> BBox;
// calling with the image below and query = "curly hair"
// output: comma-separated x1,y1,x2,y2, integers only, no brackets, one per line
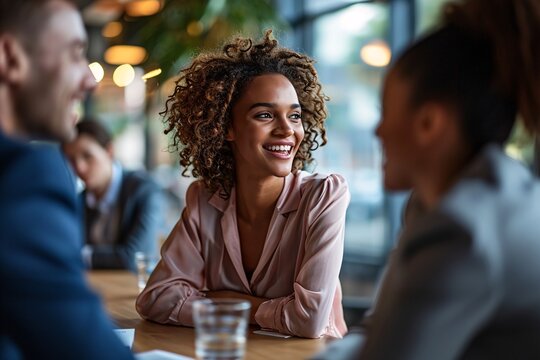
163,30,329,199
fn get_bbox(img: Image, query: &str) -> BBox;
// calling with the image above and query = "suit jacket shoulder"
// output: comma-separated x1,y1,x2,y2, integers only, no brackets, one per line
0,134,133,359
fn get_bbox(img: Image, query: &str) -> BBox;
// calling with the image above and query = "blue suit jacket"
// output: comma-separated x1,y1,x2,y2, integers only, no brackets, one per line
0,132,134,359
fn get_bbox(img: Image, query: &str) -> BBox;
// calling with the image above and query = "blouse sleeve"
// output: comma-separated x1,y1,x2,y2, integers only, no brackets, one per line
135,182,206,326
255,174,350,338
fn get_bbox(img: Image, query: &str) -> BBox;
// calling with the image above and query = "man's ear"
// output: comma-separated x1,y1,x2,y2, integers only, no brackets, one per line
412,102,453,147
0,35,29,84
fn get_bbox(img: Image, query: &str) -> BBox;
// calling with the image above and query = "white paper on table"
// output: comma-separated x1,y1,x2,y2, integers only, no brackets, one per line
114,328,135,348
253,329,292,338
135,350,194,360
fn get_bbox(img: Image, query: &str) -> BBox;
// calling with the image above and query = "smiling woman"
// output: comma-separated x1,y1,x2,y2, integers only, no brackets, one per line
135,30,350,339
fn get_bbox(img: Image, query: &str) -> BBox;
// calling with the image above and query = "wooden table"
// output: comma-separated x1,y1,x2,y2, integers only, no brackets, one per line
87,270,331,359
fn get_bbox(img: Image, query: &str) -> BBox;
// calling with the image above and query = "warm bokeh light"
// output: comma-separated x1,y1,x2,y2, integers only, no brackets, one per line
113,64,135,87
360,40,391,67
104,45,147,65
88,62,104,82
125,0,162,17
142,68,162,81
187,21,204,36
102,21,122,38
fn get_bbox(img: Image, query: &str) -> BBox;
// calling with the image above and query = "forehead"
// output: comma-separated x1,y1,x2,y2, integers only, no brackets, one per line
38,1,86,47
240,74,298,102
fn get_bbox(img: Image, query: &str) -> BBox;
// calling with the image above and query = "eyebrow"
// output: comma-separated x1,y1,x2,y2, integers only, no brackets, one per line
248,102,301,110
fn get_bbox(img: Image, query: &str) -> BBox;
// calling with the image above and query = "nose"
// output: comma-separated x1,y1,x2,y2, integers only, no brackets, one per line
83,61,97,93
273,116,294,137
73,159,88,179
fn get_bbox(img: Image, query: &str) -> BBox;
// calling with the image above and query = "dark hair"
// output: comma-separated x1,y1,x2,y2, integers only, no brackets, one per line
0,0,76,41
163,30,329,198
75,119,112,149
393,0,540,152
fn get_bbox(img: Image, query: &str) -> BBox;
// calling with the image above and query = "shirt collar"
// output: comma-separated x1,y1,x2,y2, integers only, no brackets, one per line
208,171,303,215
86,161,123,212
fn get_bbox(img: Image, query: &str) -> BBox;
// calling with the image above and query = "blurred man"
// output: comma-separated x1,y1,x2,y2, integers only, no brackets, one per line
64,119,164,272
0,0,134,358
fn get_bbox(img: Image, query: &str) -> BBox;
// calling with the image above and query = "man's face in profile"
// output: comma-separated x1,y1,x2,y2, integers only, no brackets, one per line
13,0,96,142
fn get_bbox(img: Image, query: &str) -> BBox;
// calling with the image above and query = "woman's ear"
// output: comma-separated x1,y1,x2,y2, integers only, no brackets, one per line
225,127,235,141
413,102,453,147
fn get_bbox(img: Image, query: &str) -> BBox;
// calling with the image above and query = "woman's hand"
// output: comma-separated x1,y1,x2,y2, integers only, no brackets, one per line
204,290,269,324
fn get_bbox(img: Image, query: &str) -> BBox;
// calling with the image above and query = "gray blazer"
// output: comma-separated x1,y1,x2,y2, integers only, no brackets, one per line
317,145,540,359
83,170,164,272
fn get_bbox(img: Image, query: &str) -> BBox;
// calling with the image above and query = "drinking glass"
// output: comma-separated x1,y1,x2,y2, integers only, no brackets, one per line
134,251,157,292
192,299,251,360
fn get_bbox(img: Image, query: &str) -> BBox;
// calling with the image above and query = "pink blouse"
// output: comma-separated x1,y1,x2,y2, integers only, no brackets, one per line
136,171,349,338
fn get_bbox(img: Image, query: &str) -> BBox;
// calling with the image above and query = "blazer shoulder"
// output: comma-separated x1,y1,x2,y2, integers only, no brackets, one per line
0,139,73,193
119,169,162,199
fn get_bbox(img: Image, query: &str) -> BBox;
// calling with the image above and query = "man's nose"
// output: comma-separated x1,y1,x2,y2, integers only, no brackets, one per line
83,62,97,93
74,159,88,177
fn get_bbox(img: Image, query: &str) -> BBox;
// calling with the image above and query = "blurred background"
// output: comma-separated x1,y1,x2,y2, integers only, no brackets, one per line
75,0,538,325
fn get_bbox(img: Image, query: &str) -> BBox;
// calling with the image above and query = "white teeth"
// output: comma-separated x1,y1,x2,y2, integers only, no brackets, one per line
266,145,292,152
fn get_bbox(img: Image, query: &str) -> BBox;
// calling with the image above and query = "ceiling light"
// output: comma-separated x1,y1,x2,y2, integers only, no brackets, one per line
125,0,162,17
360,40,391,67
102,21,122,38
88,62,105,82
104,45,147,65
113,64,136,87
142,68,162,81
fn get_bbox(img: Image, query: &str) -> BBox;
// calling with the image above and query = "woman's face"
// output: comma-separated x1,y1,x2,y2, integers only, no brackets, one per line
376,71,420,191
227,73,304,181
63,134,113,195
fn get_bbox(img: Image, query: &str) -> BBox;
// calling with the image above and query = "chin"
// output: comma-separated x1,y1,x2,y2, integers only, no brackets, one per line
274,166,294,178
383,178,412,192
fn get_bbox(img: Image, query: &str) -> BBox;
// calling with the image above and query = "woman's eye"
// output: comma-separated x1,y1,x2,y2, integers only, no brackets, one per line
290,113,302,122
255,112,272,119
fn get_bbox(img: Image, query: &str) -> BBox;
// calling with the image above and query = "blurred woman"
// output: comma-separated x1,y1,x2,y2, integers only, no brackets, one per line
63,119,163,272
349,0,540,358
136,30,349,339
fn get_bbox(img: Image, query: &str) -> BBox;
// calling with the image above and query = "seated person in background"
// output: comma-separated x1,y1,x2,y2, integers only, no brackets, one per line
136,30,350,339
0,0,134,358
314,0,540,358
63,119,164,272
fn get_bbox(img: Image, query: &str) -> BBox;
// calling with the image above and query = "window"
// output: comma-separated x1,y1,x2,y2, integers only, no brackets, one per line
311,3,389,259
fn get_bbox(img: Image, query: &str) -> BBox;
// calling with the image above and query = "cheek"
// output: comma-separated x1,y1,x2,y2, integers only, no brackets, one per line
296,124,305,143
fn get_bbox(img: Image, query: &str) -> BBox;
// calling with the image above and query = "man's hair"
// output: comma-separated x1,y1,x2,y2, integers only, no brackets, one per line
0,0,75,37
75,119,112,149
